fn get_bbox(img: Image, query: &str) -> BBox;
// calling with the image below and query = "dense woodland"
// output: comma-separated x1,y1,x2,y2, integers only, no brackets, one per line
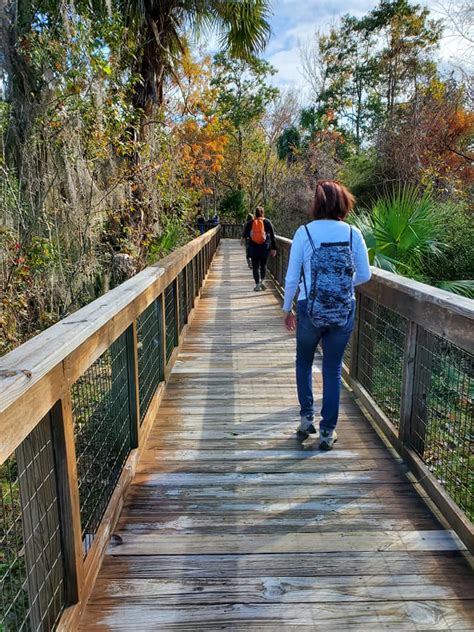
0,0,473,354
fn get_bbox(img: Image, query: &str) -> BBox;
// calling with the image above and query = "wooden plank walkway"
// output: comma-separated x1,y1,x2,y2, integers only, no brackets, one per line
79,240,474,630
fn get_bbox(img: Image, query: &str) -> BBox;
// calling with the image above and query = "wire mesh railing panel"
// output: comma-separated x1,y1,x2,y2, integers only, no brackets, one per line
165,283,177,363
1,414,65,632
344,333,352,369
356,295,408,427
178,270,187,333
71,332,131,555
410,329,473,520
136,300,163,423
267,247,276,279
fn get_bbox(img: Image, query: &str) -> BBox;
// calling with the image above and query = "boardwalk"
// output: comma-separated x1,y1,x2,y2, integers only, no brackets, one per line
79,240,474,630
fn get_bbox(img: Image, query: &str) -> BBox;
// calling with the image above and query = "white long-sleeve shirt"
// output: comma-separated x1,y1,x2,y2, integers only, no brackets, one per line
283,220,372,312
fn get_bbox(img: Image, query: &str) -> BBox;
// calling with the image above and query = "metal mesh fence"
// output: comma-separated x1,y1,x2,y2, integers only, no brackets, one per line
178,270,187,333
1,414,65,632
266,247,276,279
136,300,163,423
71,332,132,555
343,333,352,370
220,224,242,239
410,329,473,520
356,295,408,427
165,283,177,363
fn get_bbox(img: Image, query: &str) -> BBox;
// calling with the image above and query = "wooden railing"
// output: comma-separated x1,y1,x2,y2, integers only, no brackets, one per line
0,227,220,631
268,234,474,553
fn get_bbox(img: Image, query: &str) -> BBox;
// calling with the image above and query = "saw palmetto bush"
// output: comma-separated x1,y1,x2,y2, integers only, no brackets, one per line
353,185,474,297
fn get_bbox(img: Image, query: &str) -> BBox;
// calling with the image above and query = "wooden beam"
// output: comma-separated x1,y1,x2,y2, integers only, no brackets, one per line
125,323,140,449
358,269,473,352
50,394,85,605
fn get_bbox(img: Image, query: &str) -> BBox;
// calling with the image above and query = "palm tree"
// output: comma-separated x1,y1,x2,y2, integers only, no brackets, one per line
124,0,272,112
352,186,474,297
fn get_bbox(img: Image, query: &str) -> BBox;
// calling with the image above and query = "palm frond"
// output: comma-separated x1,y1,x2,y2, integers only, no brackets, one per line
211,0,272,60
434,279,474,299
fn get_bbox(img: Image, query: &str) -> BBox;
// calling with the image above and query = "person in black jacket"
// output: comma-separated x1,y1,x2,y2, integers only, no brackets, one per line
243,213,254,268
241,207,277,291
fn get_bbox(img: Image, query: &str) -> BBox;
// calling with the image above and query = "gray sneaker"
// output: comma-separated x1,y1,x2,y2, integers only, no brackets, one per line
260,282,266,290
254,284,261,292
296,416,317,440
319,429,338,451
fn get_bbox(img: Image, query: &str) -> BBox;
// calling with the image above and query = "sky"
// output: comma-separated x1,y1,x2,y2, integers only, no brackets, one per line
262,0,472,95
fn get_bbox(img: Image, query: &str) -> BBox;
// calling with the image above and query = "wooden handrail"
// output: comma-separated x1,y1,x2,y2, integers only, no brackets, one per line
271,235,473,349
0,227,219,464
268,232,474,553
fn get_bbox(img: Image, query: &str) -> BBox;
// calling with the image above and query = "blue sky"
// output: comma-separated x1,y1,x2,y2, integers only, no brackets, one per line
262,0,470,94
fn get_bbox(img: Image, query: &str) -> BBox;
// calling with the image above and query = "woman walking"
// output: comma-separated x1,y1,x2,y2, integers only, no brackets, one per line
283,181,371,449
242,207,277,291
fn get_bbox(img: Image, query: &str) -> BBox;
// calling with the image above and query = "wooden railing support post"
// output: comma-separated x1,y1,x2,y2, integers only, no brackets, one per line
173,277,180,345
125,323,140,448
50,394,84,605
158,293,167,376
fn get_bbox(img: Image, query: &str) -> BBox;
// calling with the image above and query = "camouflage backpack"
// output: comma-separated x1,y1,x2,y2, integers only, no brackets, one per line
302,224,355,328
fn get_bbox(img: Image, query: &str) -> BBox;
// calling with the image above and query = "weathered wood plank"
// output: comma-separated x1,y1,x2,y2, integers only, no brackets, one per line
79,600,474,630
107,530,464,556
87,574,474,604
97,551,473,579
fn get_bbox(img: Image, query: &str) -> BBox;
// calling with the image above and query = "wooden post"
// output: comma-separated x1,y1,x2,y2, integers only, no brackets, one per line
399,320,418,444
158,293,167,376
125,323,140,446
182,265,188,325
50,395,84,605
199,249,204,289
173,277,180,345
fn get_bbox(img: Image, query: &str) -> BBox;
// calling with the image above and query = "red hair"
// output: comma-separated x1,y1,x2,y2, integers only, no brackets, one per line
311,181,355,220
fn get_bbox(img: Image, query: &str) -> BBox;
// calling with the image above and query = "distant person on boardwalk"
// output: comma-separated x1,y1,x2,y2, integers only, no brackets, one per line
283,181,371,449
197,215,206,235
242,207,277,291
243,213,254,268
210,213,220,227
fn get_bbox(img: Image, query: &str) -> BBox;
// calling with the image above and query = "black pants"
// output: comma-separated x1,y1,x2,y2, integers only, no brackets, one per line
251,252,269,284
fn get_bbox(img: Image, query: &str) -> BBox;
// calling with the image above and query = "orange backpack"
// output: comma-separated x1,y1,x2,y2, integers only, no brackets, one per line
250,218,266,244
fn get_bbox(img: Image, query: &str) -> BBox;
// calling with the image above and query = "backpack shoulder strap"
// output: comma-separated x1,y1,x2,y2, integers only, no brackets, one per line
349,225,353,250
304,225,316,253
301,225,316,300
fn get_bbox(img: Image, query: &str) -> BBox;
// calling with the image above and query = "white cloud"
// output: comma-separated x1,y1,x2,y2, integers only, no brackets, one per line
264,0,472,94
264,0,375,92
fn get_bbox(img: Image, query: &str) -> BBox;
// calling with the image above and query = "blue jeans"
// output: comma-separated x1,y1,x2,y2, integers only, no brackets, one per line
296,299,355,431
